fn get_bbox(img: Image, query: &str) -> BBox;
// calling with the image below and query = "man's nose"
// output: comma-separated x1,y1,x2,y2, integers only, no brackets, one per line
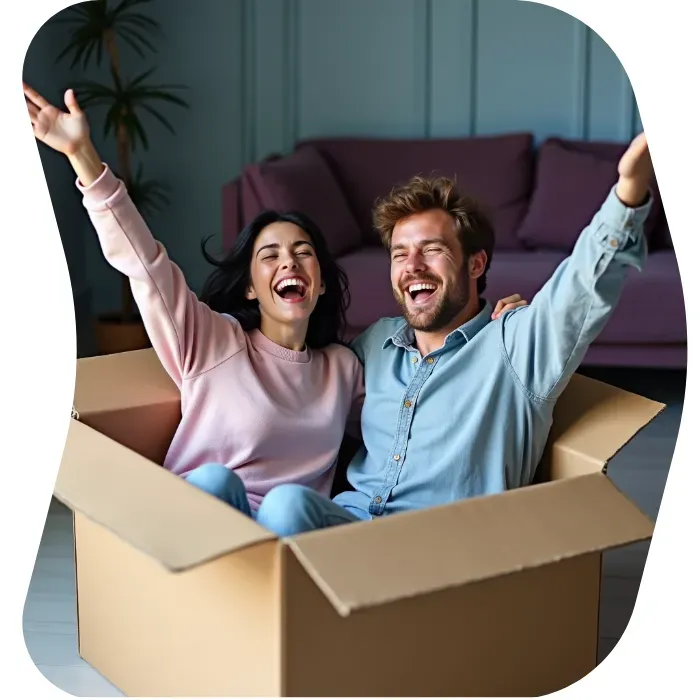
405,250,425,272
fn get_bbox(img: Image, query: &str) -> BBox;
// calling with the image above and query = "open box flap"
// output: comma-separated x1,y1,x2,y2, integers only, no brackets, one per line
285,472,654,617
74,348,178,417
544,373,665,479
72,348,183,470
55,419,276,572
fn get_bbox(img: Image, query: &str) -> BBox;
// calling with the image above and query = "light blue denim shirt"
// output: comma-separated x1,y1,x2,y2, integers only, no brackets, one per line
334,185,651,517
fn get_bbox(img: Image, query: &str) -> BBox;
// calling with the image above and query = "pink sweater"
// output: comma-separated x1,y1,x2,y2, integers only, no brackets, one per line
77,165,365,509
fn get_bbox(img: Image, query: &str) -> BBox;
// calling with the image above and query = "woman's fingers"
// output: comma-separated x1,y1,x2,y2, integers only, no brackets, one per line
26,97,39,122
23,82,49,110
492,296,529,320
493,294,520,318
64,88,82,115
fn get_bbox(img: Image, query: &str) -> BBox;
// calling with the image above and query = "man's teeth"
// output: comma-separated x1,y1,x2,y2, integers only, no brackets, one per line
408,283,437,293
275,278,306,292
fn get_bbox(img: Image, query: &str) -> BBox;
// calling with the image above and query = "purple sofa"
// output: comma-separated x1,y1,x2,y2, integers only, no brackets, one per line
222,133,686,369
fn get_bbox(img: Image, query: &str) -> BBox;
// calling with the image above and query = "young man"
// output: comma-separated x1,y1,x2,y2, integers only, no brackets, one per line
254,133,654,537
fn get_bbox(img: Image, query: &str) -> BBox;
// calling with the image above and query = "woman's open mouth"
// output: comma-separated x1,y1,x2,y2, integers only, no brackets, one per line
274,277,309,303
405,282,438,306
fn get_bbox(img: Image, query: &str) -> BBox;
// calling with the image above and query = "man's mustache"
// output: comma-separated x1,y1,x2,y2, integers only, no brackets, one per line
398,273,442,290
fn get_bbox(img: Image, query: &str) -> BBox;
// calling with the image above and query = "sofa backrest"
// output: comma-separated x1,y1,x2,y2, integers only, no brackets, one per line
221,132,672,256
297,133,535,250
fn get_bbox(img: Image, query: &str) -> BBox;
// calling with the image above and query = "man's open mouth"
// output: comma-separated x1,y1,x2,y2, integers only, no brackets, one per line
274,277,308,303
405,282,438,305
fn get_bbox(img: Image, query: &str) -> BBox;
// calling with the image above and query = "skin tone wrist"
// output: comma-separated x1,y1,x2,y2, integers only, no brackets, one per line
67,140,105,188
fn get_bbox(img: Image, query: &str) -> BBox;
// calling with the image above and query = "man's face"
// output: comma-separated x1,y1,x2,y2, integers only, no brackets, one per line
390,209,476,332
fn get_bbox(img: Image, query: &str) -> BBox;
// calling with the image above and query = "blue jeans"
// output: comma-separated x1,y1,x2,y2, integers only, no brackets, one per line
257,484,371,537
184,464,254,517
184,464,370,537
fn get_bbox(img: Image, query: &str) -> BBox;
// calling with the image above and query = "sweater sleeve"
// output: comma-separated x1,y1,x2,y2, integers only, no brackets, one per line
77,164,244,386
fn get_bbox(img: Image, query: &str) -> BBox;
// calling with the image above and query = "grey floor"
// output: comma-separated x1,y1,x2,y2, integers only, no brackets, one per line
22,365,684,697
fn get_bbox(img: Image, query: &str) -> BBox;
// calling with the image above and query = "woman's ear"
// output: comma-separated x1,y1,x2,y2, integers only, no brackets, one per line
319,279,326,295
245,286,257,301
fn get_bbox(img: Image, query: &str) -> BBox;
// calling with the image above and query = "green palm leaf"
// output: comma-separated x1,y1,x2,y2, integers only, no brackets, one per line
124,163,172,217
119,14,160,33
50,0,186,323
72,73,189,139
139,103,176,136
52,0,163,68
115,24,157,54
113,27,148,59
114,0,153,13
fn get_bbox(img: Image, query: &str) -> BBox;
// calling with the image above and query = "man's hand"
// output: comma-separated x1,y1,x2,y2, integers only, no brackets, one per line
616,132,653,208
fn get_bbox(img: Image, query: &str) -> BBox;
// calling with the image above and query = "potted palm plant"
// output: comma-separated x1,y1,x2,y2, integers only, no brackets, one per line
52,0,189,355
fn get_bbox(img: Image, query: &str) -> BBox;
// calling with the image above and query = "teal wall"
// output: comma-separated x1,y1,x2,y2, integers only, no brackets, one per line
25,0,642,338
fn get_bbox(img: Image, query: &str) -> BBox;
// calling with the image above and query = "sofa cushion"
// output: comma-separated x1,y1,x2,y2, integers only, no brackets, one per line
337,248,397,330
515,138,662,251
247,146,363,258
299,133,534,250
482,250,569,310
595,251,685,344
655,206,673,249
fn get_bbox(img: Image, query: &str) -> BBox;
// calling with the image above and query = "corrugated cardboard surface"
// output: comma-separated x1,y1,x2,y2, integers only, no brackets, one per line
73,349,181,464
74,348,177,415
75,513,282,697
56,348,664,697
544,373,665,480
281,547,602,697
286,473,653,616
57,420,275,572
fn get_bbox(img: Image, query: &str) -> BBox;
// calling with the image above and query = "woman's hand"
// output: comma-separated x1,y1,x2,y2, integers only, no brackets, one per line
492,293,528,320
24,82,104,186
24,83,90,156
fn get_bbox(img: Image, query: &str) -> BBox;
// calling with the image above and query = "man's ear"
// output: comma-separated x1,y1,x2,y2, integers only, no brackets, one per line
468,251,488,279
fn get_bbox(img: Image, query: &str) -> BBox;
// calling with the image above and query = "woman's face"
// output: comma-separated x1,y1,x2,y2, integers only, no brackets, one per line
247,221,325,331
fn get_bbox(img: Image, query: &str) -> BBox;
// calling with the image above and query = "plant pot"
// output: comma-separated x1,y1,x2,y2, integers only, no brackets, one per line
93,313,151,356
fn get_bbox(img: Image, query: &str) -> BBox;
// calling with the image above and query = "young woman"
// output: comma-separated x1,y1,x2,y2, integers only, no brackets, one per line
24,83,528,519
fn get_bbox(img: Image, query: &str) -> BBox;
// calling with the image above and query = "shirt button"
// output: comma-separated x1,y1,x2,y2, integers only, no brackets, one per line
411,356,418,364
374,496,382,504
393,454,400,461
427,357,435,364
610,238,619,248
404,400,412,408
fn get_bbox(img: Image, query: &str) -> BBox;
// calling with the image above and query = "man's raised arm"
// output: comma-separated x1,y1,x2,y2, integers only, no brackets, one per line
500,132,655,402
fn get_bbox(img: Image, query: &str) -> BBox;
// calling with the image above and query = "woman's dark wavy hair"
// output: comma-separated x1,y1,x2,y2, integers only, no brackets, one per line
199,210,350,349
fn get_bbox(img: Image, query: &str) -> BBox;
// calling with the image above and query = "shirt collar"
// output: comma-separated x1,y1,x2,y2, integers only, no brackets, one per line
383,299,495,351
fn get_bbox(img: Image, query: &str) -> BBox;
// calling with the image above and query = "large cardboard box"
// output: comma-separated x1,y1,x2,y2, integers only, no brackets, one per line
54,348,663,697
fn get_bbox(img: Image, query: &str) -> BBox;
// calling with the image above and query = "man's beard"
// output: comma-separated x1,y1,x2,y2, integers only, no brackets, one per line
393,271,471,333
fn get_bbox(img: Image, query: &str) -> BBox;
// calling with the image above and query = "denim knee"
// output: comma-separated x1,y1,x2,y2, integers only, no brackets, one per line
256,484,316,537
185,463,237,499
184,463,251,515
